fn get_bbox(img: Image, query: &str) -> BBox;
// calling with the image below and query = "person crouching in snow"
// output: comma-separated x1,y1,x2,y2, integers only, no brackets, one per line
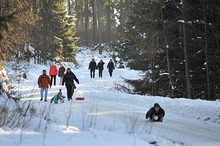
51,89,66,104
146,103,165,122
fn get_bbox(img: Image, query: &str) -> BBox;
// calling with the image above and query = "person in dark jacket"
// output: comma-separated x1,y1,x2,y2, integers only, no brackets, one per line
146,103,165,122
88,58,97,78
97,60,105,78
107,59,115,77
58,64,66,85
62,68,79,100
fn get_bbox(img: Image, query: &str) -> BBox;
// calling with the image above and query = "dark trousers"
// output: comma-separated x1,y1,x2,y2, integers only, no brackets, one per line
50,75,56,86
109,71,113,77
90,70,95,78
98,70,103,77
66,86,74,100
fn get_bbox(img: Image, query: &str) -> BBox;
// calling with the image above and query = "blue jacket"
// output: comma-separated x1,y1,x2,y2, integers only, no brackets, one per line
52,95,66,101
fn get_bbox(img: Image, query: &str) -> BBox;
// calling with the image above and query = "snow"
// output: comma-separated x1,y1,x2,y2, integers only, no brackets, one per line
0,47,220,146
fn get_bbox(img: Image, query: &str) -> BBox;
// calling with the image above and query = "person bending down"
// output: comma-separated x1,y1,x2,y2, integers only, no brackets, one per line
146,103,165,122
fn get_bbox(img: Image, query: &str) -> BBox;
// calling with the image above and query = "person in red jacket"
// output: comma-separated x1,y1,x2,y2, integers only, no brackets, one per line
38,70,51,101
49,62,58,86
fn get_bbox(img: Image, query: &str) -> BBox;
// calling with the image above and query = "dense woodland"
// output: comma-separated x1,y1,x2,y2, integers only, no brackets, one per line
0,0,220,100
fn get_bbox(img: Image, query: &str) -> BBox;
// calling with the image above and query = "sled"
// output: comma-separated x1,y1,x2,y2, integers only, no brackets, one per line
75,97,85,100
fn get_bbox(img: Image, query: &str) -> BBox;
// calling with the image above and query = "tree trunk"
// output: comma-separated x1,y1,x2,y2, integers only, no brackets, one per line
106,0,111,42
182,0,191,98
91,0,97,43
159,1,175,98
84,0,89,46
97,0,102,54
202,2,210,100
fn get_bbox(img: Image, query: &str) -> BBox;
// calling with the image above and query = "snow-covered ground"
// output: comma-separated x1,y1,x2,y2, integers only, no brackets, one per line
0,47,220,146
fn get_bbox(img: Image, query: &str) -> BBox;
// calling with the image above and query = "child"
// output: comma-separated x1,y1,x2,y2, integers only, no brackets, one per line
51,89,66,104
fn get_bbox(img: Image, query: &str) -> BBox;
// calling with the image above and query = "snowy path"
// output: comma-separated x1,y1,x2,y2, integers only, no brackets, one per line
37,78,220,146
58,98,220,146
17,55,220,146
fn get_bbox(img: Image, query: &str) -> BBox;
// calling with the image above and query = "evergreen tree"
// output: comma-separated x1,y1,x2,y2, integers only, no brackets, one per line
32,0,79,63
114,0,220,100
52,0,79,62
0,12,16,47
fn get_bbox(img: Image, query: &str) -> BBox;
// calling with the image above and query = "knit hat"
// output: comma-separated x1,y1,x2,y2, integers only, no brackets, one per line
154,103,160,108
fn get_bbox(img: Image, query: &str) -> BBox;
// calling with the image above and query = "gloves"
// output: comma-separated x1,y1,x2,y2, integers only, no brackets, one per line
153,115,158,120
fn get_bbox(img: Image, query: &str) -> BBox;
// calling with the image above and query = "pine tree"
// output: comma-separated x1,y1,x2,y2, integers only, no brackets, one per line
52,0,79,62
115,0,220,100
0,12,16,46
32,0,79,63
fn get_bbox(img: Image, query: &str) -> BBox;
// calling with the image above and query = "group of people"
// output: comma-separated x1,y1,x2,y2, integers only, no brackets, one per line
37,62,79,102
88,59,115,78
37,59,115,103
37,62,166,122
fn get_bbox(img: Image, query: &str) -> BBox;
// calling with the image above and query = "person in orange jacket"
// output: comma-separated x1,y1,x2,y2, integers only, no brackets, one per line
38,70,51,102
49,62,58,86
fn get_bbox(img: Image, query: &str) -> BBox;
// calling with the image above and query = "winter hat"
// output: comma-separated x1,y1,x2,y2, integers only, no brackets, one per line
67,68,71,70
154,103,160,108
43,69,46,72
58,89,62,95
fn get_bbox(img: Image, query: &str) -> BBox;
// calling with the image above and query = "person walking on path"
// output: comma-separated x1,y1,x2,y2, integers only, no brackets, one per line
58,64,66,85
97,60,105,78
107,59,115,77
49,62,58,86
88,58,97,78
38,69,51,102
62,68,79,101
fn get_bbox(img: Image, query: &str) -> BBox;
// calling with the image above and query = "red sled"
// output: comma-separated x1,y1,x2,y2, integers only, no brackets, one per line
75,97,85,100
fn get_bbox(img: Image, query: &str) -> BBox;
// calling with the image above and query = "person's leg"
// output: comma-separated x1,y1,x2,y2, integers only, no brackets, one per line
66,86,72,100
54,75,56,85
40,88,44,101
90,70,92,78
99,70,102,77
44,87,48,101
100,70,103,77
70,88,74,99
50,76,53,86
60,77,63,85
92,70,95,78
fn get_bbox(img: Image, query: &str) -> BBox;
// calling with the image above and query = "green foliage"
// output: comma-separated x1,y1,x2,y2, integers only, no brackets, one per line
0,12,17,46
31,0,79,63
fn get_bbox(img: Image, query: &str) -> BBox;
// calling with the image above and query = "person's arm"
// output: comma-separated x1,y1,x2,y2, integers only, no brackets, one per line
62,75,66,85
48,76,51,88
73,74,79,84
38,76,41,88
